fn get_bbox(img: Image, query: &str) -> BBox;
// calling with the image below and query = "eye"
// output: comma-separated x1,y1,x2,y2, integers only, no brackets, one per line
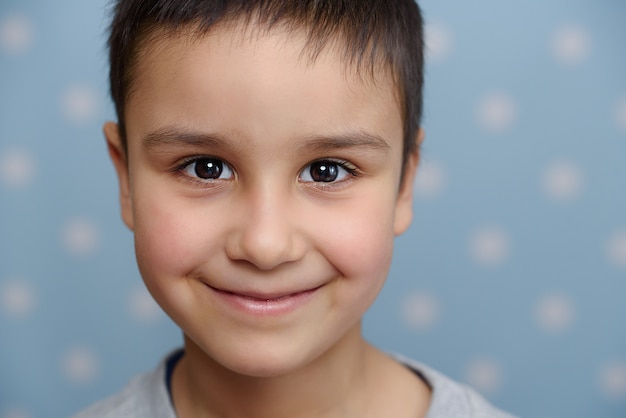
182,157,233,181
299,160,355,183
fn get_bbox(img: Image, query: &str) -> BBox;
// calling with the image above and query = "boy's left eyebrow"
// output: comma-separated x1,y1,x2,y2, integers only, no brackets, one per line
297,131,391,153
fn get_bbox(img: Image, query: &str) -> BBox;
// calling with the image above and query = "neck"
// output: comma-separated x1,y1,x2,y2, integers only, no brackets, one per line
172,324,373,418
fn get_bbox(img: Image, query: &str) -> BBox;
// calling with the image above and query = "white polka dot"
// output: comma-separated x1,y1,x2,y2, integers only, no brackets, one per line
534,293,574,333
551,24,591,66
469,226,510,267
616,98,626,134
599,361,626,399
414,160,446,198
1,279,35,317
0,149,35,189
542,160,583,201
465,358,502,393
476,92,517,134
61,84,99,124
61,218,99,256
425,22,453,63
607,230,626,269
2,408,32,418
129,287,163,322
400,292,439,331
0,14,34,54
62,346,99,384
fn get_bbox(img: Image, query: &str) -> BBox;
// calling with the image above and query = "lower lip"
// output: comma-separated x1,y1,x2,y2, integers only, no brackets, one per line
208,286,320,316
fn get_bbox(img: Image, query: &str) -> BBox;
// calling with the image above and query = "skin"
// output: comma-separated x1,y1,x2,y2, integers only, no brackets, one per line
106,23,429,418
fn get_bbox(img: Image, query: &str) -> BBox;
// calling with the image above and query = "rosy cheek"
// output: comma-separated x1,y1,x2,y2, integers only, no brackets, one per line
317,204,395,282
133,194,203,280
319,216,393,322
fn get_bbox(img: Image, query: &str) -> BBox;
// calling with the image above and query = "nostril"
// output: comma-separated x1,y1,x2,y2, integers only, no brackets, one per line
225,220,305,271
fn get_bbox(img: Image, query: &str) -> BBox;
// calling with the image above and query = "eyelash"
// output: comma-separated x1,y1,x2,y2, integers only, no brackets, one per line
299,158,360,184
172,156,360,186
172,156,234,185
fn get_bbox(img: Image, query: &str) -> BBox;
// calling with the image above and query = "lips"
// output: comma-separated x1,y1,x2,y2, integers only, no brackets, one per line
206,284,322,316
215,286,320,301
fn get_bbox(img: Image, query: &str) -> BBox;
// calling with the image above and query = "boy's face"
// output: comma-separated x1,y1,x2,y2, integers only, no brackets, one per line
106,25,419,377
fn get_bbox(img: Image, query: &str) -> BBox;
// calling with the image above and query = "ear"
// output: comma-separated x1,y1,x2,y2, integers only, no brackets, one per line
393,128,424,236
104,121,134,231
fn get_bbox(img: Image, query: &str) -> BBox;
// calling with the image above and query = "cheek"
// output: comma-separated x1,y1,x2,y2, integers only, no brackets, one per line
316,194,396,288
317,208,395,330
132,190,219,286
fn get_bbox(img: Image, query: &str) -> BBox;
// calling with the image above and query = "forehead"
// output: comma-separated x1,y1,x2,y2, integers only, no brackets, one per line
130,23,399,98
124,24,403,153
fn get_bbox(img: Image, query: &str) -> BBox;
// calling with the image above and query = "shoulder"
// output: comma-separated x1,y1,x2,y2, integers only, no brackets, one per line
392,353,518,418
71,355,176,418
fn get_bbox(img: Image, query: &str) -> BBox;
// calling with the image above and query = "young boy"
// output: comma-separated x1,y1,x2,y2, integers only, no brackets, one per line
75,0,515,416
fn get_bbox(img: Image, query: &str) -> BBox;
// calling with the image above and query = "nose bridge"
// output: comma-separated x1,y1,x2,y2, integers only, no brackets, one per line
227,177,302,270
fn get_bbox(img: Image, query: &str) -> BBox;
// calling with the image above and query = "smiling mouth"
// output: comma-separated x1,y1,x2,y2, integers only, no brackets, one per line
209,284,322,300
206,284,322,315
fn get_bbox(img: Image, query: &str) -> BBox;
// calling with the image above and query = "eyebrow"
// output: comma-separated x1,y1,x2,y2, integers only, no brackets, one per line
297,131,391,154
142,126,391,154
143,127,232,150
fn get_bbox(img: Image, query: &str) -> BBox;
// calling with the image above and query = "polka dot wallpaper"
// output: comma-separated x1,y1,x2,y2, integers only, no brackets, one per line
1,0,625,417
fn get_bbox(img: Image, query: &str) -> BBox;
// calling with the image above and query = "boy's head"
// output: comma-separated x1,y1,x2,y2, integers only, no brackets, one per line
104,0,425,378
107,0,424,173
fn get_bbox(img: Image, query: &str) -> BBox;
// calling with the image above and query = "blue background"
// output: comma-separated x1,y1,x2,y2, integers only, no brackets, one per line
1,0,625,417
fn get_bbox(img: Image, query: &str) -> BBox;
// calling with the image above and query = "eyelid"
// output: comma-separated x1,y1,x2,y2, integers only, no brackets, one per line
299,158,360,183
173,155,235,184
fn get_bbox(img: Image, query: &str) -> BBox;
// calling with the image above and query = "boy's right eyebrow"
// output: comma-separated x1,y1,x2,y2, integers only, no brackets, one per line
142,127,232,151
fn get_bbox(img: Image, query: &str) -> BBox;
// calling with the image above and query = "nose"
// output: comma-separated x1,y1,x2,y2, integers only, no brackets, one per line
225,183,305,270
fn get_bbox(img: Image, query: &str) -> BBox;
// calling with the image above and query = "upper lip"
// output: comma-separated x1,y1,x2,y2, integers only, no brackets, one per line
207,284,323,300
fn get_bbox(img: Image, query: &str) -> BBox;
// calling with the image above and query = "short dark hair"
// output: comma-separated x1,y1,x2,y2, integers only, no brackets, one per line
107,0,424,168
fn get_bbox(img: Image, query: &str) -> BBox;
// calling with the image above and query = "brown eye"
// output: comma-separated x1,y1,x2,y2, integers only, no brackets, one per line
183,158,233,180
300,160,353,183
195,159,222,179
309,161,338,182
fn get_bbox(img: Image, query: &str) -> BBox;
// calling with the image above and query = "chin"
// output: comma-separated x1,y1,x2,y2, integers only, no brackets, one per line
219,344,316,379
185,332,321,379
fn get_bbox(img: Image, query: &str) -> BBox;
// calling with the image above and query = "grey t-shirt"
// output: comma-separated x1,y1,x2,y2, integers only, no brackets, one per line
72,351,516,418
